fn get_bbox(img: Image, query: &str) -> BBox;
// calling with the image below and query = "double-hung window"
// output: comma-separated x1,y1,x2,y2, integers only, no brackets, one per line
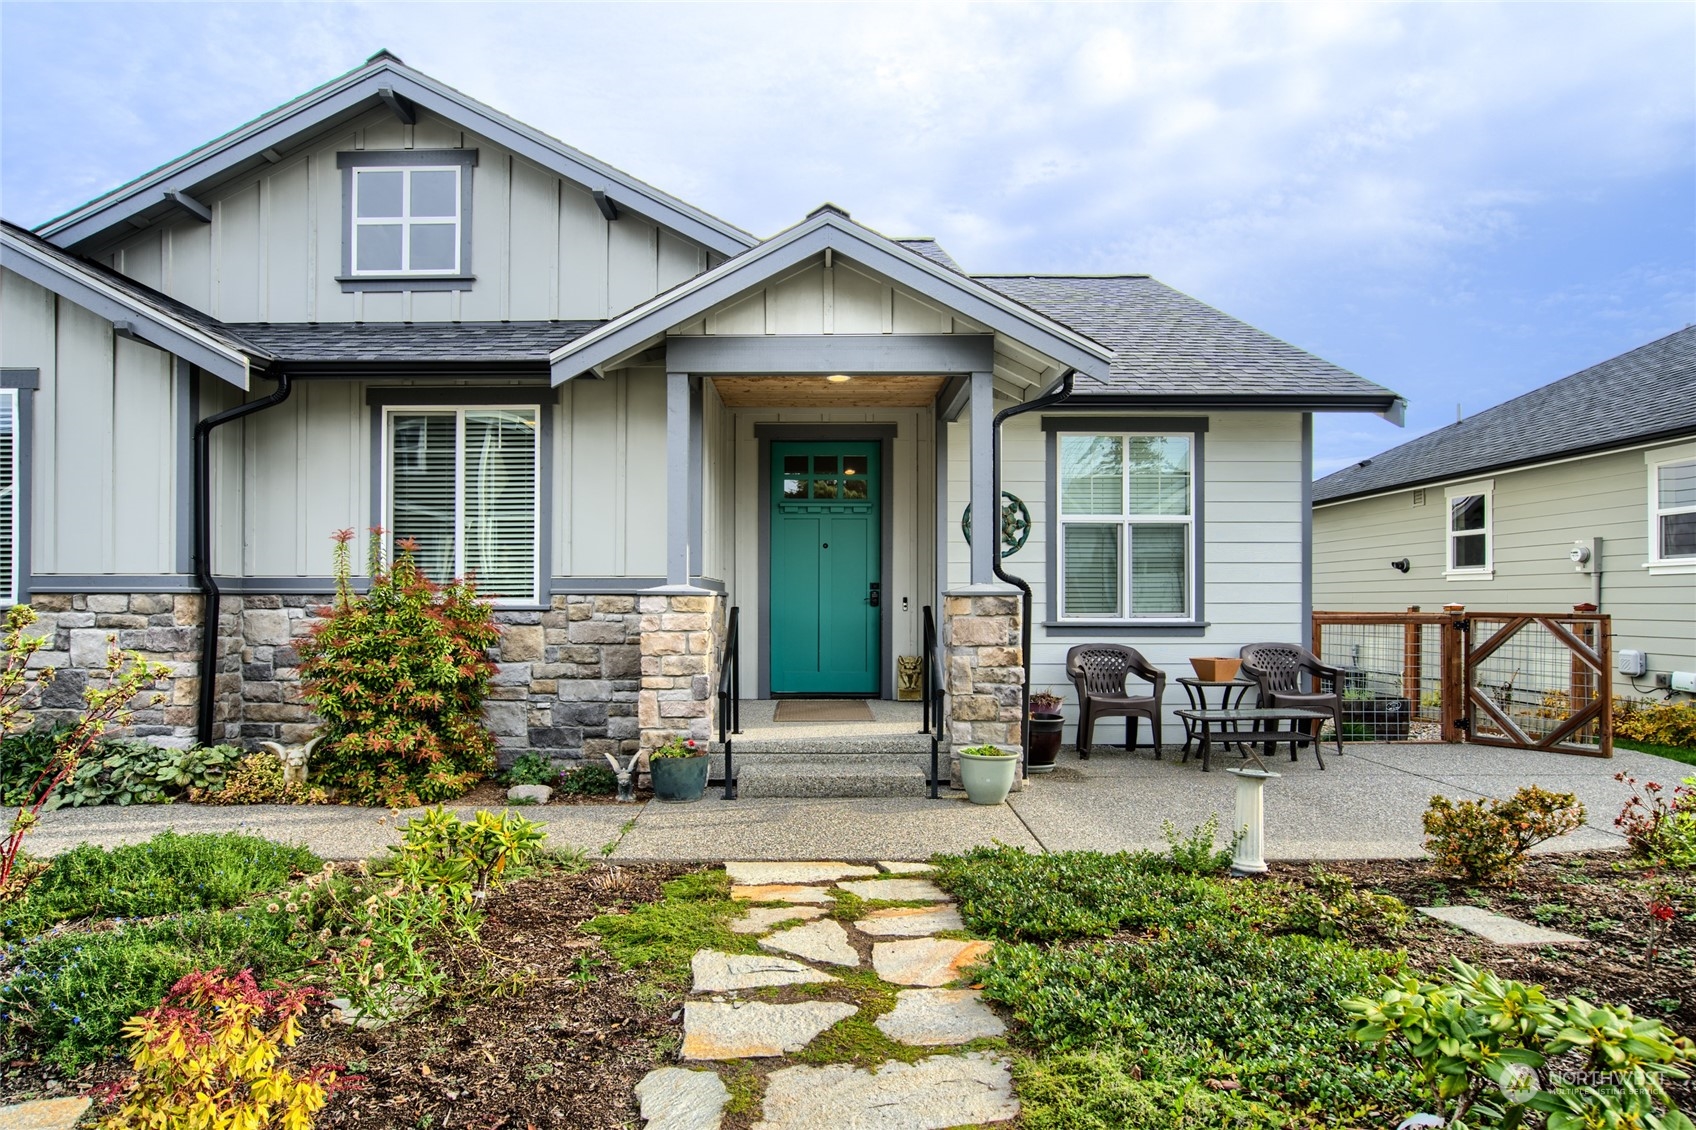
0,390,16,605
337,150,476,288
1057,432,1195,620
385,407,539,603
1444,480,1493,576
1650,456,1696,565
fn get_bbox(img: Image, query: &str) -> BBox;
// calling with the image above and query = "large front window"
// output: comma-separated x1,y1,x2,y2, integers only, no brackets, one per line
0,390,15,605
1652,458,1696,562
386,407,539,602
1057,433,1193,619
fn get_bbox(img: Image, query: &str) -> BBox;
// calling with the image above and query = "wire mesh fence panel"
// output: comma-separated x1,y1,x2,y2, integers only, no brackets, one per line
1465,614,1611,755
1312,616,1447,742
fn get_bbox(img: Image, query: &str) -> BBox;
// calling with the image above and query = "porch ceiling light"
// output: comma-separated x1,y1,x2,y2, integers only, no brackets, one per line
825,374,852,383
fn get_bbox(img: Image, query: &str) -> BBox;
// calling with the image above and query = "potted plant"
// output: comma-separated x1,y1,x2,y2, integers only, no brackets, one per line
957,744,1020,805
1340,687,1412,742
648,735,708,802
1027,690,1065,773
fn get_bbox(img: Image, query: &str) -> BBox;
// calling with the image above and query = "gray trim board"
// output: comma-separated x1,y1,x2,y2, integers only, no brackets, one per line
1042,622,1211,637
551,210,1112,383
1301,412,1313,652
1043,394,1403,417
756,424,898,700
338,149,477,291
549,576,725,595
969,372,994,584
0,239,251,388
365,386,557,406
163,190,212,224
0,369,41,390
28,574,201,594
689,376,703,574
935,413,948,607
1043,418,1207,628
43,57,754,257
5,378,34,604
176,362,196,575
663,334,995,375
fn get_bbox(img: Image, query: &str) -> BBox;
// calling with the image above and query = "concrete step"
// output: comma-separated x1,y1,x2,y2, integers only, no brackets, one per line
712,733,934,756
725,753,937,799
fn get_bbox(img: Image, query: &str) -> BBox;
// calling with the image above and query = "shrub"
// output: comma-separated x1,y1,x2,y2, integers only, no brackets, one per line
51,741,238,809
1283,864,1410,940
501,751,556,787
1422,786,1586,885
1344,958,1695,1129
0,724,74,806
194,750,327,806
298,530,499,806
556,763,617,797
1613,771,1696,866
101,968,341,1130
1614,698,1696,750
381,805,547,900
2,831,319,941
1160,814,1234,876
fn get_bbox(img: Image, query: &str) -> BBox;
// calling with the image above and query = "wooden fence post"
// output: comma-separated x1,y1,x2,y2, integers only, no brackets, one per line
1403,605,1422,712
1441,605,1467,744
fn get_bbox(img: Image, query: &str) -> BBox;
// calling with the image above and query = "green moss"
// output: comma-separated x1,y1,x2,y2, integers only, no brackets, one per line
720,1063,764,1117
585,868,753,987
1012,1048,1292,1130
827,888,866,922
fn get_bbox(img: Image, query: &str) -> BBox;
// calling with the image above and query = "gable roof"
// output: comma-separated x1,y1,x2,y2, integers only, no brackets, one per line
36,51,755,258
980,275,1403,413
1,220,269,388
548,205,1116,384
1313,326,1696,504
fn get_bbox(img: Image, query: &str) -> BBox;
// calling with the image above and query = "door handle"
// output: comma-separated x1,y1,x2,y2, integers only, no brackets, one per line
868,582,881,608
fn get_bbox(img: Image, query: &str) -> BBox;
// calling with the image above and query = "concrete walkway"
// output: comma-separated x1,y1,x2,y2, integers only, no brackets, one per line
28,742,1676,862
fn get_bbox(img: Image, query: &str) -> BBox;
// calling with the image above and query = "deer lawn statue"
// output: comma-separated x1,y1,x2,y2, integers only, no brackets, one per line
259,736,322,790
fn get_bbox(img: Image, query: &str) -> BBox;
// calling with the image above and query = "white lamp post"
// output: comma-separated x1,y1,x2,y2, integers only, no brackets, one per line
1225,767,1279,876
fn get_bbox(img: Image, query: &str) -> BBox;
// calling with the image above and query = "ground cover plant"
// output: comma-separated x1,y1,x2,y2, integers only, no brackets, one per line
298,530,499,806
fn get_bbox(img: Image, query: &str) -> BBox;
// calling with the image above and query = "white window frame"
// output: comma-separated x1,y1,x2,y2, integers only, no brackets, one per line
381,405,541,605
1056,431,1197,622
0,389,17,606
1646,444,1696,575
1444,479,1494,579
350,165,463,277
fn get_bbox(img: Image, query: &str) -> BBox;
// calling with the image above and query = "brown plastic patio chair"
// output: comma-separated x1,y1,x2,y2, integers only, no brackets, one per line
1065,644,1166,759
1238,642,1345,759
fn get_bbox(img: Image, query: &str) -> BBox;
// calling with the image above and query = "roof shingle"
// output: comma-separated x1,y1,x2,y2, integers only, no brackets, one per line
225,320,602,364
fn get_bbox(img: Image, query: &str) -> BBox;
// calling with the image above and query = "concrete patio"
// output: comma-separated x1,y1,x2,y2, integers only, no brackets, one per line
27,741,1678,863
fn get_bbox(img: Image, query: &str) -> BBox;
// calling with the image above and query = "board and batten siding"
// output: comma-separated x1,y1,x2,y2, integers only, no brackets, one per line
947,411,1307,741
670,260,988,338
0,268,182,577
102,107,709,324
200,371,666,583
1312,444,1696,682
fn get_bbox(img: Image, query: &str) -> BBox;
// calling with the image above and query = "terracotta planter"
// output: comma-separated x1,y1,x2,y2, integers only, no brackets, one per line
1027,713,1064,773
1189,657,1242,682
649,754,708,802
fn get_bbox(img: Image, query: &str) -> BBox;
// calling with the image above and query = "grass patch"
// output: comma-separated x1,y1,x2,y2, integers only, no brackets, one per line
3,831,320,941
1617,739,1696,767
1012,1047,1291,1129
585,868,752,989
719,1062,765,1118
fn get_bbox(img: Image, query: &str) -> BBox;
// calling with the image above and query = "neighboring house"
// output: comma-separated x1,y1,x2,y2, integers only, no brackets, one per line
1312,327,1696,694
0,51,1403,763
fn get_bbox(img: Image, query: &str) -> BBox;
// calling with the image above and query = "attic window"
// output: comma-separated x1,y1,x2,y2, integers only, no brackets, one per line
337,149,477,292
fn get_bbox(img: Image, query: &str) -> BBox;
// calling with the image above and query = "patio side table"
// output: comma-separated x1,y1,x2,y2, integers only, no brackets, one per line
1176,677,1256,755
1174,707,1332,772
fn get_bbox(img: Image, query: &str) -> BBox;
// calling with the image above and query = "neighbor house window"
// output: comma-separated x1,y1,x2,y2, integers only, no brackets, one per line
385,407,539,602
1650,457,1696,563
1057,433,1194,619
1445,481,1493,576
337,151,476,288
0,390,16,605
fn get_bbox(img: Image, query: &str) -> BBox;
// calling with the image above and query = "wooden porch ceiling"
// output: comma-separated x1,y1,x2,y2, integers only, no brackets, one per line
711,375,948,408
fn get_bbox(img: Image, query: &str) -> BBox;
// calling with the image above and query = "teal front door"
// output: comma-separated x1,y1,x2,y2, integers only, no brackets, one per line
770,442,881,696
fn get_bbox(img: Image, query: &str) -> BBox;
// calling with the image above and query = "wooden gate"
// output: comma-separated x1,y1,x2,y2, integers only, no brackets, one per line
1312,607,1612,756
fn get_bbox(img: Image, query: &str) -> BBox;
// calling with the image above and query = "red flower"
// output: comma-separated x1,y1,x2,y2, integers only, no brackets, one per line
1650,901,1676,922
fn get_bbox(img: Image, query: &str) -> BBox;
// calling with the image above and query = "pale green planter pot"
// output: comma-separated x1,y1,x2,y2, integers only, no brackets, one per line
958,747,1020,805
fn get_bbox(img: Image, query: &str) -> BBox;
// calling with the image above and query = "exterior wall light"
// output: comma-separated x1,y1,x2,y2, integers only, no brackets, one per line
1390,558,1411,573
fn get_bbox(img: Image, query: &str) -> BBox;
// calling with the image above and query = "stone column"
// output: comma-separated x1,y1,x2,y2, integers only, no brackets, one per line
638,591,725,754
942,584,1024,752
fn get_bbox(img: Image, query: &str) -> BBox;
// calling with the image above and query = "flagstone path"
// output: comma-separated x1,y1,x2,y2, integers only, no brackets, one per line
634,860,1018,1129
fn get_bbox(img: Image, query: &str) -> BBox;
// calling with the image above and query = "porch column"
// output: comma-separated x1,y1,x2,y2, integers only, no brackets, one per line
665,372,703,586
968,370,995,584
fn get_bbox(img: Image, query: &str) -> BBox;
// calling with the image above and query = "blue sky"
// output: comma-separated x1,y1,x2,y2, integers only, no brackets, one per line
3,2,1691,475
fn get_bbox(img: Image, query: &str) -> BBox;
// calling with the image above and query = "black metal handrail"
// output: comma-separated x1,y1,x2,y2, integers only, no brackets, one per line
714,605,741,799
922,604,942,799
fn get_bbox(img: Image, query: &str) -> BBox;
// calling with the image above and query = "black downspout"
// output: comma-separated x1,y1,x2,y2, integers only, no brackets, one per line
991,370,1077,776
193,370,293,746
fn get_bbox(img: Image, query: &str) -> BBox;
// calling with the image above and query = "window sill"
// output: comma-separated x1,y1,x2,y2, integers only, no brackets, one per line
1043,620,1210,637
1444,569,1494,581
1644,561,1696,576
338,274,476,293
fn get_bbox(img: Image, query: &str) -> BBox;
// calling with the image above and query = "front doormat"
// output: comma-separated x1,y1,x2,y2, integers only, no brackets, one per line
773,699,876,723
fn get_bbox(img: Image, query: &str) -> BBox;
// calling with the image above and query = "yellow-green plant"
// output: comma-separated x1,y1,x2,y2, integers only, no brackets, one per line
1615,698,1696,750
101,968,341,1130
381,805,547,900
1422,786,1586,885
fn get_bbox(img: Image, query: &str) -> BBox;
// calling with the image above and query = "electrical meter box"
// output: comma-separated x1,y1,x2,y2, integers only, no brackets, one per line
1618,650,1647,677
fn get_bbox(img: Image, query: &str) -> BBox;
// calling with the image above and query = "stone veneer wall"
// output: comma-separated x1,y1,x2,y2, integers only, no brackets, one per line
942,587,1025,750
638,592,725,753
22,591,652,767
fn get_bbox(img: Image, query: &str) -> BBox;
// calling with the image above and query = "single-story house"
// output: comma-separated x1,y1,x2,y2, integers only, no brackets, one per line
0,51,1404,765
1312,327,1696,694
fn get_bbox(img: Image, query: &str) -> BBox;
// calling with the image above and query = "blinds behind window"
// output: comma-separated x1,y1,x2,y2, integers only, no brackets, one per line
0,394,14,604
391,414,457,583
464,410,538,599
1130,524,1186,615
1062,524,1120,617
